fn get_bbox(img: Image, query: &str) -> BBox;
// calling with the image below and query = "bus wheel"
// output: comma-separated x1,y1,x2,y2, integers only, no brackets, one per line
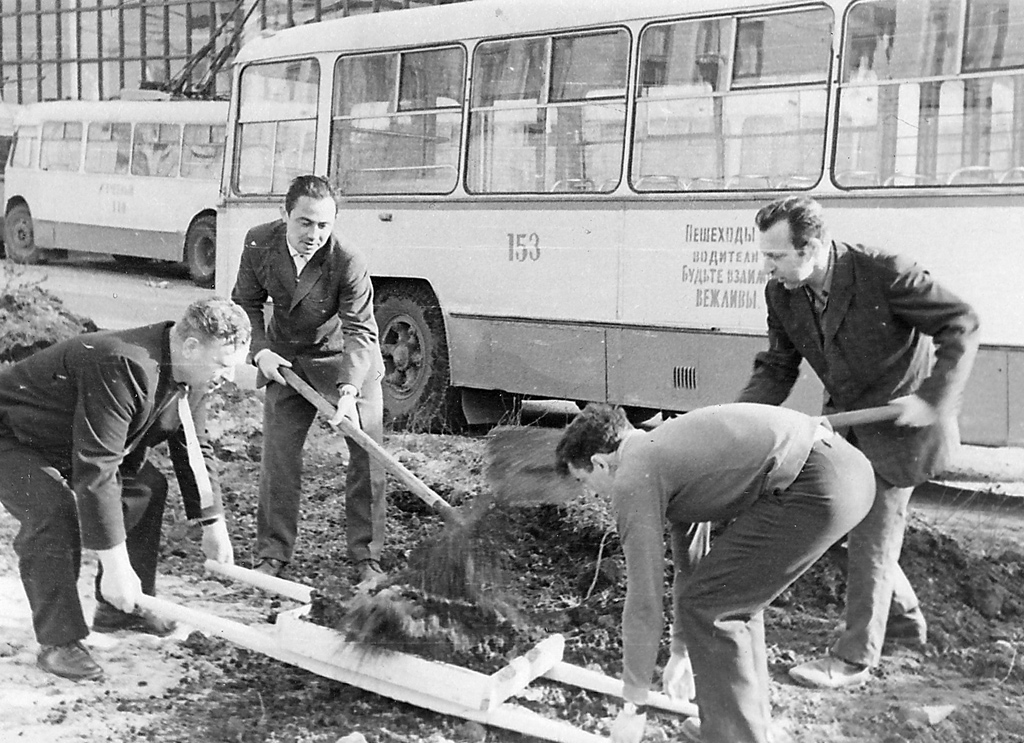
185,215,216,288
623,406,661,427
375,282,465,432
4,204,42,264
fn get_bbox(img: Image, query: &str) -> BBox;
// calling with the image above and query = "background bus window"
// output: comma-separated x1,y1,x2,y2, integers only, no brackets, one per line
331,47,464,195
84,121,131,174
132,123,182,177
9,128,38,170
836,0,1024,188
467,30,628,194
181,124,226,180
235,59,319,195
39,121,82,172
632,9,830,193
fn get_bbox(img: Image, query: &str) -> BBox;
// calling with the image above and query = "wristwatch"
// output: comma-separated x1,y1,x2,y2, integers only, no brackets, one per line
623,701,647,716
338,385,358,398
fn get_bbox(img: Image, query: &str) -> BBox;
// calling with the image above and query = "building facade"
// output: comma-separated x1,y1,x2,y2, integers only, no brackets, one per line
0,0,458,104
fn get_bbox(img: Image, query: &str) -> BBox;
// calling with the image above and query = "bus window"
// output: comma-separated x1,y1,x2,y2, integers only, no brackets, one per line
40,121,82,172
331,46,464,195
235,59,319,194
182,124,225,180
8,126,34,169
84,121,132,174
633,8,831,192
467,29,628,194
836,0,1024,188
132,123,182,177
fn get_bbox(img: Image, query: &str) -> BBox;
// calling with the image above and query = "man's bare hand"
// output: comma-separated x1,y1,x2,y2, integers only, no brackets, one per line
255,350,292,386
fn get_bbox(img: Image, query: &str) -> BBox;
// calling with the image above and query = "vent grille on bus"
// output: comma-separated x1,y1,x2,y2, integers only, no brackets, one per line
673,366,697,390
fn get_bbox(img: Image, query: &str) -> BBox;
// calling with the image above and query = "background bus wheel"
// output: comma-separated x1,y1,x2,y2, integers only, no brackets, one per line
375,282,464,432
623,406,660,427
184,215,216,288
4,203,42,264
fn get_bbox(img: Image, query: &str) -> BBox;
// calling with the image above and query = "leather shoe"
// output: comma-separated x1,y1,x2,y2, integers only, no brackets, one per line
92,601,178,637
38,641,104,681
885,608,927,648
355,559,385,588
253,557,286,578
789,655,871,688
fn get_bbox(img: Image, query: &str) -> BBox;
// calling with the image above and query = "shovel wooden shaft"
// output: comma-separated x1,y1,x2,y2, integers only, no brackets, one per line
822,404,902,428
280,367,460,522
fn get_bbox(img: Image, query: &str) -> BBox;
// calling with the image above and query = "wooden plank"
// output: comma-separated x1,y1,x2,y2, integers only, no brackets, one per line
204,560,313,603
544,662,698,718
482,634,565,710
138,597,605,743
275,607,493,711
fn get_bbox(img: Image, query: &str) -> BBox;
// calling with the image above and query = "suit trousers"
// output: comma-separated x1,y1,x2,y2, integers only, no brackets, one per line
677,433,875,743
256,376,387,564
831,475,918,667
0,439,167,646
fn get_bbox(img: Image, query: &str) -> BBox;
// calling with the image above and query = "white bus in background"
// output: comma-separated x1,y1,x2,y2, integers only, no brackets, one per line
0,100,19,247
3,96,228,287
216,0,1024,443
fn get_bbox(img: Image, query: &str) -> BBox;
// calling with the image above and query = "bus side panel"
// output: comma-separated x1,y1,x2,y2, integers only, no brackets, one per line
447,316,606,402
1009,352,1024,448
959,348,1009,447
36,220,183,259
606,327,824,414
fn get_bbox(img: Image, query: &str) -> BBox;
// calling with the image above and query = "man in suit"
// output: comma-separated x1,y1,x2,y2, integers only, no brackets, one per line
737,195,979,688
231,175,387,586
0,297,250,681
556,403,876,743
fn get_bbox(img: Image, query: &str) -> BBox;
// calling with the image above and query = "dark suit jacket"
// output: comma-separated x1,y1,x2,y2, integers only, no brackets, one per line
738,241,980,487
0,322,223,550
231,220,382,396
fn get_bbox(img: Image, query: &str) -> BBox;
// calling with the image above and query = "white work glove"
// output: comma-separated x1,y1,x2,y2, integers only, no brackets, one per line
201,517,234,564
96,542,143,613
330,387,361,429
254,349,291,386
611,705,647,743
890,394,938,427
662,652,696,700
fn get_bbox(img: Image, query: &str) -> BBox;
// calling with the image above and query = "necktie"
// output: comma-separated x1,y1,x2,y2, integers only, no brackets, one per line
177,391,215,509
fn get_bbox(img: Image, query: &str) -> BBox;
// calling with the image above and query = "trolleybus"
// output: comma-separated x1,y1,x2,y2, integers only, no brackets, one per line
4,96,228,287
216,0,1024,443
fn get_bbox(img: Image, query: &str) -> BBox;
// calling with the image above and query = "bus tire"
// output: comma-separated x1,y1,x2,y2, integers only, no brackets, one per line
185,215,216,288
4,203,42,264
375,282,465,432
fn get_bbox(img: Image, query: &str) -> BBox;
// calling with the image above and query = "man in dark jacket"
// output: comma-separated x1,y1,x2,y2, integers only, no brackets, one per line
231,175,387,585
0,297,251,681
737,196,980,688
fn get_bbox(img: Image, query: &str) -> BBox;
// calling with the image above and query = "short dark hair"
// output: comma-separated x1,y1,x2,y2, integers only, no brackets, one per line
175,297,251,349
284,175,337,215
754,195,826,251
554,403,631,475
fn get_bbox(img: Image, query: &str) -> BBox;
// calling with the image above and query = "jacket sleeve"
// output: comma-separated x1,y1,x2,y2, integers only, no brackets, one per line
168,391,224,522
72,354,145,551
737,288,803,405
882,255,980,412
334,248,380,390
231,235,270,363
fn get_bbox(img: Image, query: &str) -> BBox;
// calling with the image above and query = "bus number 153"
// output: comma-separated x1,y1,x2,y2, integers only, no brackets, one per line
507,232,540,262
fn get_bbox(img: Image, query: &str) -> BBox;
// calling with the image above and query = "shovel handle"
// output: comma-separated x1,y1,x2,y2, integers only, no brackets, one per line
279,368,459,522
823,404,902,428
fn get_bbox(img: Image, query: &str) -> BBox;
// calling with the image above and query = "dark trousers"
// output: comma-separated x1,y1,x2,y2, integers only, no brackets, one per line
256,375,387,564
677,433,875,743
0,439,167,646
